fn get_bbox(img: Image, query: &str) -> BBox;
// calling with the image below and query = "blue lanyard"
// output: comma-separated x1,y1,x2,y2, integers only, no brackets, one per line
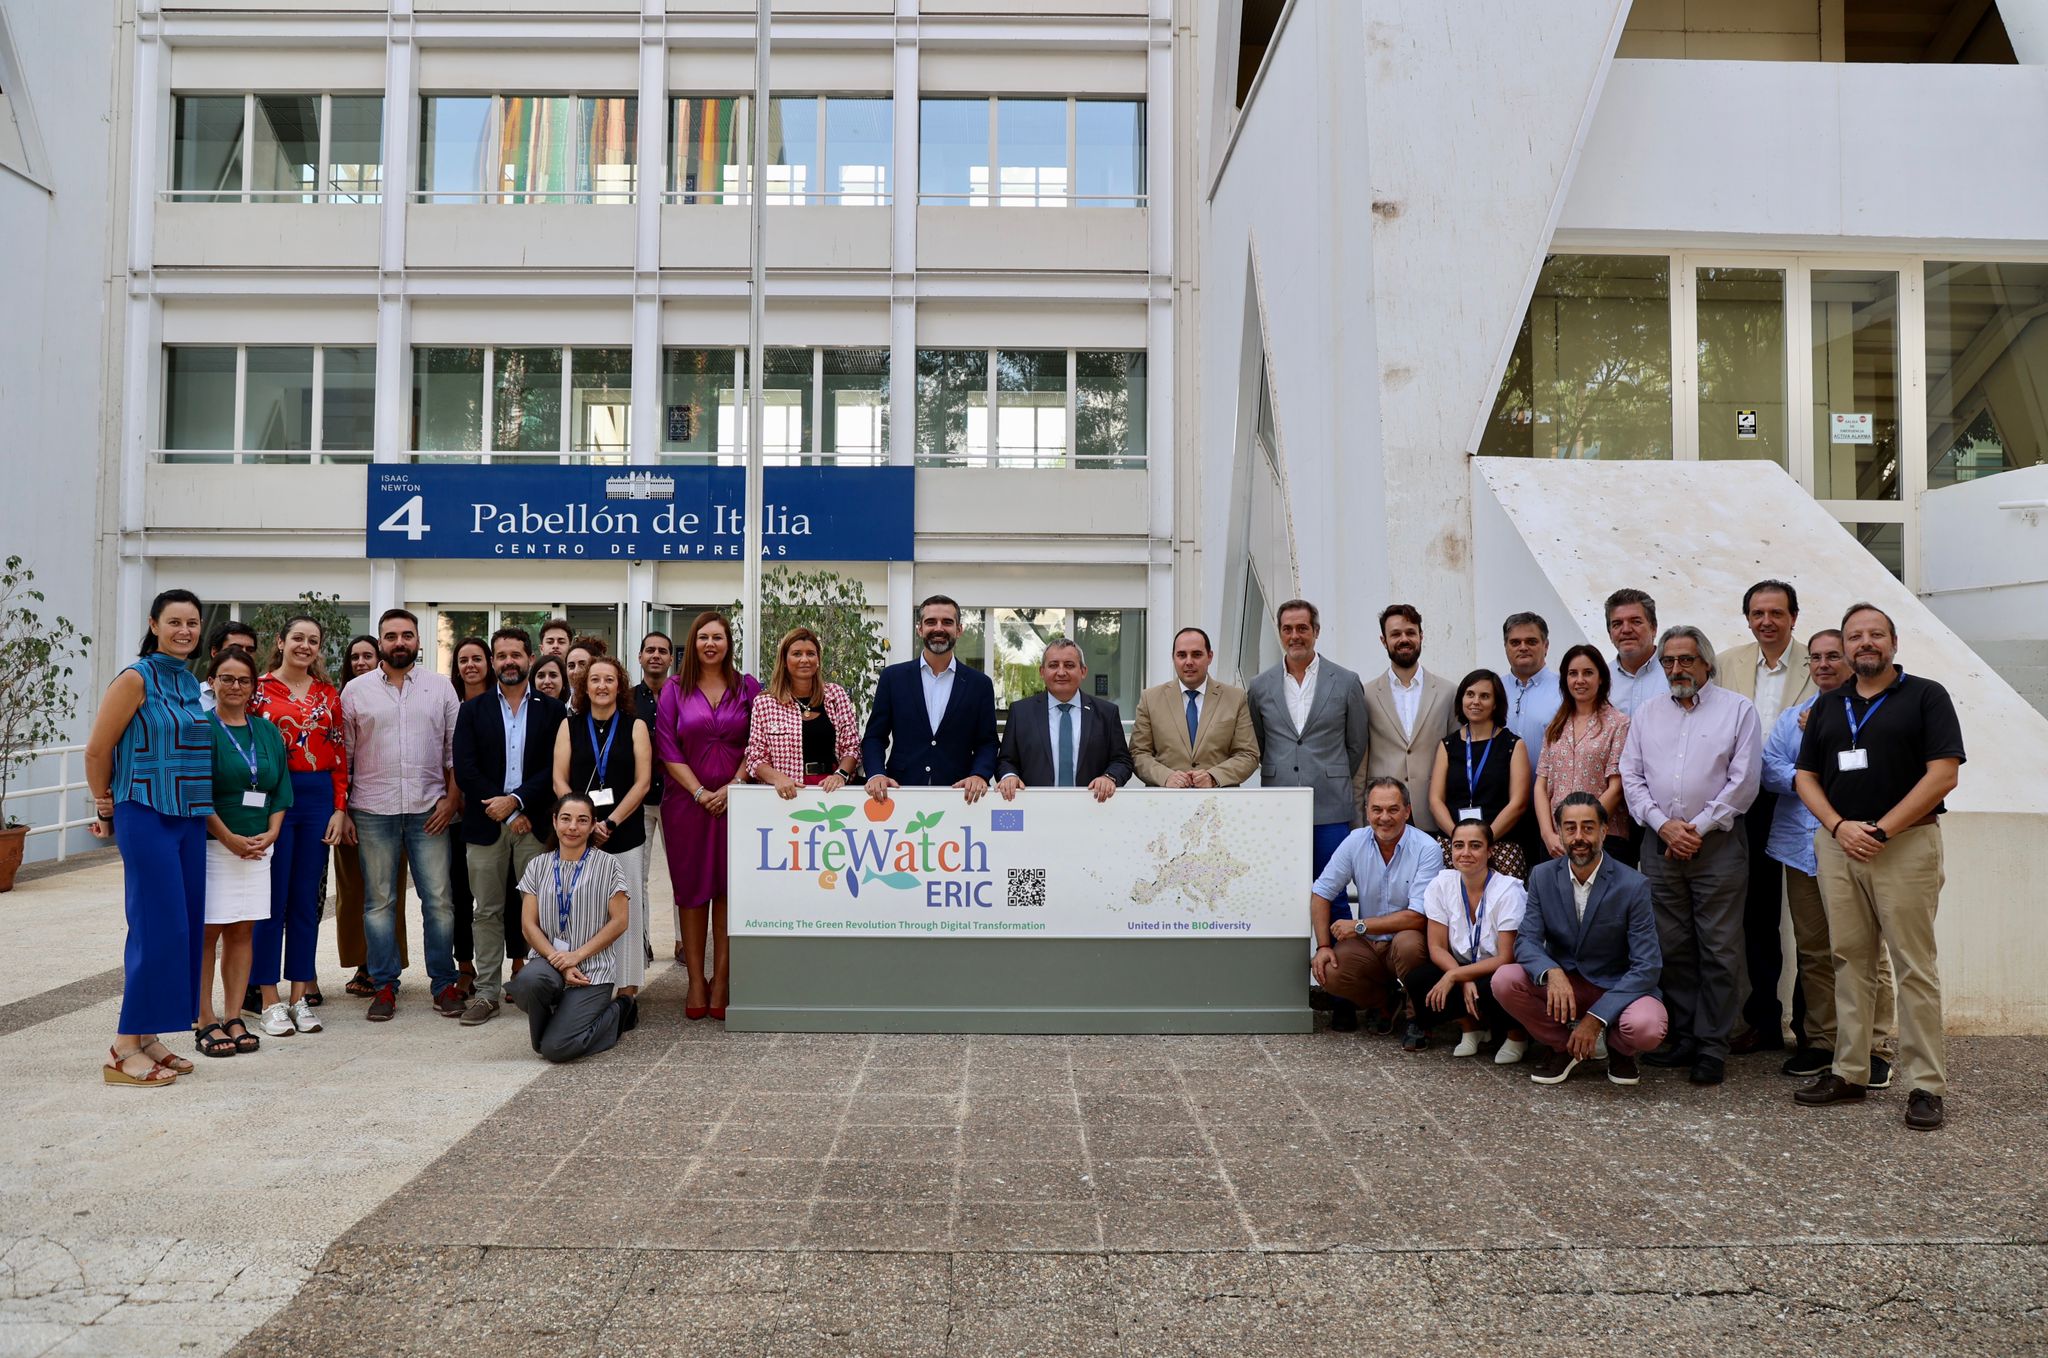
214,715,260,788
1459,872,1493,952
1843,673,1901,749
552,852,590,938
1462,729,1497,801
586,713,619,787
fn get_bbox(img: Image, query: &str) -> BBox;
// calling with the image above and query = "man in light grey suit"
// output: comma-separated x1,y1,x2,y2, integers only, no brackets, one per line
1248,599,1370,1024
1361,604,1456,835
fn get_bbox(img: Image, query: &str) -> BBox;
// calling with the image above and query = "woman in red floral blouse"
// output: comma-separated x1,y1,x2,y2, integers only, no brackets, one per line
252,616,350,1019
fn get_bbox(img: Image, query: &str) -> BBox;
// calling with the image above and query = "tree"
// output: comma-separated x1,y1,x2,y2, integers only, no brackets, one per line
244,592,356,679
729,566,888,713
0,557,92,827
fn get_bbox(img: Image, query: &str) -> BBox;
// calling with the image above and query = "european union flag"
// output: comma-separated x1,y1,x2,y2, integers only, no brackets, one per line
990,809,1024,832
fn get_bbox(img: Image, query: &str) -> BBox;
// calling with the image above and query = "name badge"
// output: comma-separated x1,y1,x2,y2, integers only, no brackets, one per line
589,788,616,808
241,790,267,809
1457,806,1482,823
1838,749,1870,772
551,936,570,953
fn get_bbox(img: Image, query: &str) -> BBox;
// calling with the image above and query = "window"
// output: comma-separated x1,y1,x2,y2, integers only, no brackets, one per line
1480,255,1674,460
169,94,382,203
1697,266,1788,466
918,98,1146,207
668,95,892,205
1811,269,1900,501
951,608,1146,714
412,347,632,463
161,345,376,463
659,347,888,464
429,604,612,675
916,348,1147,467
1233,0,1285,109
417,95,637,204
1925,262,2048,488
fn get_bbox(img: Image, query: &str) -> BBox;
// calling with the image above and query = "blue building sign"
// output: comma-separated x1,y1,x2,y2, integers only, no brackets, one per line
365,466,914,561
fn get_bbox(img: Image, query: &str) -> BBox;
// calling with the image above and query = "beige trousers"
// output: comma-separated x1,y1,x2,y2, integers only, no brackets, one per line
1785,864,1897,1059
1813,823,1946,1095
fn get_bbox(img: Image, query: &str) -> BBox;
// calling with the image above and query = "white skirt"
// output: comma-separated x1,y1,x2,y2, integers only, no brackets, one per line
204,839,273,924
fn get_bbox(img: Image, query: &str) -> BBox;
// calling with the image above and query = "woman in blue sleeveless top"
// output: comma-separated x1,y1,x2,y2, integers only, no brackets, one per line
85,589,215,1087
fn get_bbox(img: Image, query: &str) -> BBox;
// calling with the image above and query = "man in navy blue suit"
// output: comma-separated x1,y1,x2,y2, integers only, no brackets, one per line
995,638,1132,802
862,594,999,804
1492,792,1668,1087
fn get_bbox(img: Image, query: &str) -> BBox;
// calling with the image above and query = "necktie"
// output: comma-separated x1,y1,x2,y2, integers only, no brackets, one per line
1184,689,1200,752
1056,702,1075,787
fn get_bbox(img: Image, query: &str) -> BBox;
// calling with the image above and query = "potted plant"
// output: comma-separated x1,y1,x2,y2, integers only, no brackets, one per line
0,556,92,892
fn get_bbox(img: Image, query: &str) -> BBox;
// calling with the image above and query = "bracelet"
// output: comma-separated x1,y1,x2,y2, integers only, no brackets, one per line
693,786,708,803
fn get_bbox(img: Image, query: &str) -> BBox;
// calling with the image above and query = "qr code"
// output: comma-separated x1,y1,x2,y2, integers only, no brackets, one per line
1007,868,1047,909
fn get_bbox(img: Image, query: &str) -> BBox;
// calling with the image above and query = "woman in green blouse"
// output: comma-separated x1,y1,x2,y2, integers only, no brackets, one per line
195,647,292,1057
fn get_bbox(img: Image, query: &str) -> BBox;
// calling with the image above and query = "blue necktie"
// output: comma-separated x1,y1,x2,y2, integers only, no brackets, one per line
1184,689,1200,751
1056,702,1075,787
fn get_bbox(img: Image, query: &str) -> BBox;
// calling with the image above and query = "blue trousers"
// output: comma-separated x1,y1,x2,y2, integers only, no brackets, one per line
354,810,456,995
255,771,331,986
114,802,206,1034
1313,821,1354,921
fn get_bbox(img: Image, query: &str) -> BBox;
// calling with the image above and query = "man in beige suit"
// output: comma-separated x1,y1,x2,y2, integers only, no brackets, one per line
1131,627,1261,788
1360,604,1456,834
1717,579,1817,1056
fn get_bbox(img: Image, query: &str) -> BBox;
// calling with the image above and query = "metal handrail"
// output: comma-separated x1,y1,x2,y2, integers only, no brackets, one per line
161,188,384,204
412,189,638,204
6,743,92,863
662,190,895,206
917,193,1148,207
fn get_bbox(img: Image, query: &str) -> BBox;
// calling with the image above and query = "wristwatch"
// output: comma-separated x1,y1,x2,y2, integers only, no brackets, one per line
1866,824,1889,843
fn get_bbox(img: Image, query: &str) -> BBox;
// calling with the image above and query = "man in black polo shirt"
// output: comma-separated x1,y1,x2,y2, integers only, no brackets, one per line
1792,603,1964,1131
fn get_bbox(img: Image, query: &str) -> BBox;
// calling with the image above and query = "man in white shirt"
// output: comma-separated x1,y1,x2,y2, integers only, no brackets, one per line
1362,604,1456,835
1718,579,1816,1058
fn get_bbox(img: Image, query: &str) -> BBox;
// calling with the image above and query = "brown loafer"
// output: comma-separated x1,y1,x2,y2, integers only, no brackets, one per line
1795,1073,1866,1106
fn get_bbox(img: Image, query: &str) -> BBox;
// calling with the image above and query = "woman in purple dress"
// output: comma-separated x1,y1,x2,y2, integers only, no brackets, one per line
655,610,760,1020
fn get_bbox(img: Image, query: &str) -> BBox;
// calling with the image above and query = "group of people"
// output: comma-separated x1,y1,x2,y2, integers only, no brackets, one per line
83,582,1963,1129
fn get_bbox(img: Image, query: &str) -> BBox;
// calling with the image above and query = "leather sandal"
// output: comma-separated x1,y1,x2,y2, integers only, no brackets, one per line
140,1039,195,1074
104,1044,178,1087
194,1023,237,1058
344,968,375,998
222,1018,260,1054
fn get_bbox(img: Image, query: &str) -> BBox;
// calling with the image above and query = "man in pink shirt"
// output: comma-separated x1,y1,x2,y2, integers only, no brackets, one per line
1619,625,1761,1087
342,608,462,1023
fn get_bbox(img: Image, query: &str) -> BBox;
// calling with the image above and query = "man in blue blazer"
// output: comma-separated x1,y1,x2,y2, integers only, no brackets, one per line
1492,792,1669,1086
995,639,1132,802
451,627,568,1025
863,594,999,803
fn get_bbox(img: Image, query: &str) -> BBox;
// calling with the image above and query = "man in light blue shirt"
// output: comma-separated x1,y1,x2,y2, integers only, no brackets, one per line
1604,588,1670,716
1502,611,1563,775
1759,629,1896,1084
1309,778,1438,1049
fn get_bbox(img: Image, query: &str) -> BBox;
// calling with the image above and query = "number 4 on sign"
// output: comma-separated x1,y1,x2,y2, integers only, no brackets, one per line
377,494,431,542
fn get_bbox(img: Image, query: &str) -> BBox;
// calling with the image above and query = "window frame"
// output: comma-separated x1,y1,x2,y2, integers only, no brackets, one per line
409,345,633,463
414,93,638,205
160,343,375,464
665,93,894,206
914,347,1148,468
166,92,383,204
917,96,1147,209
657,345,890,465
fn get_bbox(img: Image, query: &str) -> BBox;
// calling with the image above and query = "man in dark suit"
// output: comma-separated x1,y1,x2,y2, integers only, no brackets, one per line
451,626,568,1026
1491,792,1668,1086
995,639,1132,802
863,593,999,803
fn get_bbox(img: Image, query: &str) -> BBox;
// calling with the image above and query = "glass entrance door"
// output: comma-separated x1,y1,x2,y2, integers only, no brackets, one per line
1695,266,1788,466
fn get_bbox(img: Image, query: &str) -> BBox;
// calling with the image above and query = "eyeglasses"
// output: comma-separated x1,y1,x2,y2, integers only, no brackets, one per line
213,675,254,688
1659,655,1707,670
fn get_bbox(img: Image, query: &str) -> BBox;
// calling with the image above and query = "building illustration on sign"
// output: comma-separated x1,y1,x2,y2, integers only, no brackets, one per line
604,472,677,501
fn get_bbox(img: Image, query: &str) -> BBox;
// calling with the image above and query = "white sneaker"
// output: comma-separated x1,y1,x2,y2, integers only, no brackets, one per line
290,998,322,1034
1493,1035,1529,1065
257,1001,295,1037
1452,1028,1488,1058
1593,1032,1609,1062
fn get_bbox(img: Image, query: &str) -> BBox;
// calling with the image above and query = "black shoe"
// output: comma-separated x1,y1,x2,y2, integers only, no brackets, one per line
1782,1045,1834,1078
1528,1048,1578,1085
1606,1051,1641,1086
1329,999,1359,1033
1794,1073,1866,1106
242,986,263,1016
1688,1056,1725,1086
616,993,640,1034
1869,1055,1893,1090
1641,1042,1698,1069
1400,1021,1428,1052
1905,1089,1945,1131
